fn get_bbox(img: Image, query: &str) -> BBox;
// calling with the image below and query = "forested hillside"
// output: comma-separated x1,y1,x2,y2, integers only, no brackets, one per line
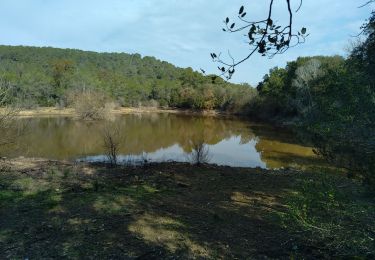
0,45,256,111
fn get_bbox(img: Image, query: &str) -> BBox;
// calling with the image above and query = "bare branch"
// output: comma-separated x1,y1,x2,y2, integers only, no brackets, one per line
211,0,308,79
188,139,211,165
358,0,374,8
102,123,123,166
295,0,303,12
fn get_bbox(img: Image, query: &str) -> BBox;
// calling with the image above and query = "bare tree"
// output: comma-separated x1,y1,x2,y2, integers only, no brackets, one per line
211,0,308,79
67,89,110,120
292,59,321,116
189,139,211,165
102,124,122,166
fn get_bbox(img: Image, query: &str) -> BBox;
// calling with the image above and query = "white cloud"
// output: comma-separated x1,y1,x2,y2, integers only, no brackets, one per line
0,0,372,84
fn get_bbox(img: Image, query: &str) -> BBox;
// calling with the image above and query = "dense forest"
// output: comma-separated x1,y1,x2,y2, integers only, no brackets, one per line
0,45,256,112
250,11,375,186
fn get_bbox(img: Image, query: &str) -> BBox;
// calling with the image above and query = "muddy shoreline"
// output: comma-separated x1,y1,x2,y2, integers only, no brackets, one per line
2,107,236,118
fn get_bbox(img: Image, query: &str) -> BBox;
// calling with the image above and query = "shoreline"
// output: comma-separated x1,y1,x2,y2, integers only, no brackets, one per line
2,156,273,172
3,107,233,118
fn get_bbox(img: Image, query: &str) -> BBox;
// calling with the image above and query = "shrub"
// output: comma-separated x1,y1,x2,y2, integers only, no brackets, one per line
102,123,123,166
0,87,21,152
188,139,211,165
67,89,110,120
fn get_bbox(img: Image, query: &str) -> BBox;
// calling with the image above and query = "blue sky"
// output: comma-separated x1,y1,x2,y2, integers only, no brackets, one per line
0,0,373,85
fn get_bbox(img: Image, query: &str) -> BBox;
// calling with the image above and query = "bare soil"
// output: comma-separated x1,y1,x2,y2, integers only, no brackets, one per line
0,158,373,259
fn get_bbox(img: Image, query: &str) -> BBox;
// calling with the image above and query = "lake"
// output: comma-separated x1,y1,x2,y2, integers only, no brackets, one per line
1,113,319,169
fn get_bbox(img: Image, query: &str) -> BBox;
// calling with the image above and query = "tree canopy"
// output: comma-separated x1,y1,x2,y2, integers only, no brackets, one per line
249,10,375,186
0,45,256,112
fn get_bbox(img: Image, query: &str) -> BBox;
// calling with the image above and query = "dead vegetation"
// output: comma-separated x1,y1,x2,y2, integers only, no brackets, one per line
66,89,114,120
188,139,212,165
102,123,123,166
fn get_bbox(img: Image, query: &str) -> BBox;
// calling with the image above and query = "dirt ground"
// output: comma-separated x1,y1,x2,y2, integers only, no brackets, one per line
0,158,374,259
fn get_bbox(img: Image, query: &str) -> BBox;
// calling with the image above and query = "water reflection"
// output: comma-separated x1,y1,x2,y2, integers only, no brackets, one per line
1,114,319,169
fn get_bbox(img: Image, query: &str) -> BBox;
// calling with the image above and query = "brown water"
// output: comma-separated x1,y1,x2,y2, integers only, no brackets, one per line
1,113,319,169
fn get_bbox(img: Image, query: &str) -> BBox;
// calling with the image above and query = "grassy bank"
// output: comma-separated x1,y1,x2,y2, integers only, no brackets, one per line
0,158,374,258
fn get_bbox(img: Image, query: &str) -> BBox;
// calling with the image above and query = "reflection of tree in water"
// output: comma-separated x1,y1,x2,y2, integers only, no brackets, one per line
3,115,324,169
5,114,256,159
248,124,326,169
255,139,316,169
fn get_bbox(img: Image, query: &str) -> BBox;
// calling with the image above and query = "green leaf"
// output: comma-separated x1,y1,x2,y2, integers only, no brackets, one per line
301,27,307,34
239,6,244,15
250,24,256,32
